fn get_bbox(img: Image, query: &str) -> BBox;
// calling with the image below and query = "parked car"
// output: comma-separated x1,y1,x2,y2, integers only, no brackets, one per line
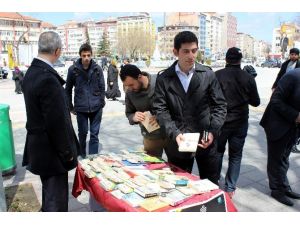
261,59,280,68
53,59,68,77
0,67,8,79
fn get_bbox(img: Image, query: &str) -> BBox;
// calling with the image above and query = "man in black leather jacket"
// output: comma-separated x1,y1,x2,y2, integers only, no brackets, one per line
153,31,227,184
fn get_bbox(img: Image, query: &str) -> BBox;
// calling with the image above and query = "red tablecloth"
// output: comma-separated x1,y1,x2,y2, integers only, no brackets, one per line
72,164,237,212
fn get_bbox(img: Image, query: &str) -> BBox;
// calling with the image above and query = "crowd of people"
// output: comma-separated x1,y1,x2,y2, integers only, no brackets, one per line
20,31,300,211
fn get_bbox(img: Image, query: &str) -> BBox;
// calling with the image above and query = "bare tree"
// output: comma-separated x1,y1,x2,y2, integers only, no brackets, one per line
117,27,155,60
13,13,31,65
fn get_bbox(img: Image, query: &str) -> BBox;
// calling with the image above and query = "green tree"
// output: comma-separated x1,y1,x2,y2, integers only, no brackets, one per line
97,31,110,57
196,51,203,63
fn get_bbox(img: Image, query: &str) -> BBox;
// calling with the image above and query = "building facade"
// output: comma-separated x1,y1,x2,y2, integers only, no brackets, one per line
116,13,156,59
272,23,300,56
236,32,254,59
0,12,56,66
204,13,223,58
220,13,237,51
198,13,207,56
157,25,199,58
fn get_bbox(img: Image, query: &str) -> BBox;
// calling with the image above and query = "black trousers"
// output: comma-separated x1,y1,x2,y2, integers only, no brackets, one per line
266,129,295,192
195,142,219,185
40,172,69,212
166,141,219,185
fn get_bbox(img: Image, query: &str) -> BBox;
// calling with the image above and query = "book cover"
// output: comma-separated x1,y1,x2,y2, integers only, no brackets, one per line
122,192,145,207
188,179,219,194
178,133,200,152
140,197,169,211
140,111,160,133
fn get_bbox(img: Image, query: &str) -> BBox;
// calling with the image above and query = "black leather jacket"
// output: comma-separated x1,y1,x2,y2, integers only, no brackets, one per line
153,61,227,141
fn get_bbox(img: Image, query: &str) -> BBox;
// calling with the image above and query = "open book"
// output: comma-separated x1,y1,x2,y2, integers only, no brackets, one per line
140,111,160,133
178,133,200,152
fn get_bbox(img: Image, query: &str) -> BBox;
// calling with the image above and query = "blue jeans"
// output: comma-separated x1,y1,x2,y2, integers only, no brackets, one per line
76,109,103,157
217,122,248,192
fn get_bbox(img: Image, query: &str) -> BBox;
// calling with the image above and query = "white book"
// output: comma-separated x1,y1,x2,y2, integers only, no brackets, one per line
188,179,219,194
178,133,200,152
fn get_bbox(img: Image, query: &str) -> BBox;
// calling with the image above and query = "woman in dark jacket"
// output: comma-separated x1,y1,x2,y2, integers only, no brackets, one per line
12,66,24,94
106,59,121,100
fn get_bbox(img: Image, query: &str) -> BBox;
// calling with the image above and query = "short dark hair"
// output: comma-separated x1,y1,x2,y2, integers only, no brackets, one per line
174,31,198,51
290,48,299,55
119,64,150,82
79,43,92,55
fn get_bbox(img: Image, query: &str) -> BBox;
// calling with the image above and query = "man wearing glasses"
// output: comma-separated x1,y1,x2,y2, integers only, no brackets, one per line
153,31,227,184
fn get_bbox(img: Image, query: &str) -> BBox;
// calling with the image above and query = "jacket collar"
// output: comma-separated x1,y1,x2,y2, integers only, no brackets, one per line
225,64,241,69
166,60,204,99
31,58,66,85
74,58,97,72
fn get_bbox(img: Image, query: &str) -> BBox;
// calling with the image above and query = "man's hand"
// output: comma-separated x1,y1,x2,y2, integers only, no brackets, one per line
198,132,214,149
109,82,113,86
149,115,159,128
132,111,146,123
176,133,185,147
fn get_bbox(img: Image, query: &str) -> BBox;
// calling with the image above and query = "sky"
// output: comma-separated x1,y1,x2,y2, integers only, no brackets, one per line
21,12,299,43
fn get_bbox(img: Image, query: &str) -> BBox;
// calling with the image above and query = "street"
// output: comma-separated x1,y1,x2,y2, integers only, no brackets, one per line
1,65,300,212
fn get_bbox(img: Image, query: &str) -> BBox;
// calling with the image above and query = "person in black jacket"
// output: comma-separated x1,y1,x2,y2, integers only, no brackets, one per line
260,68,300,207
215,47,260,198
22,31,80,211
272,48,300,91
65,43,105,158
153,31,227,184
106,59,121,100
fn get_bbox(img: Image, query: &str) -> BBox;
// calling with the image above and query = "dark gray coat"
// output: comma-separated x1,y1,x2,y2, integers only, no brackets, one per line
22,58,79,176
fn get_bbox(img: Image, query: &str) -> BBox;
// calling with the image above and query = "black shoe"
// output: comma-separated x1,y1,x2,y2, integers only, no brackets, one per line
271,191,294,206
285,190,300,199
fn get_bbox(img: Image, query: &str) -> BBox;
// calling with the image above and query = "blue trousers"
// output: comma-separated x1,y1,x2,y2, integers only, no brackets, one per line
76,109,103,157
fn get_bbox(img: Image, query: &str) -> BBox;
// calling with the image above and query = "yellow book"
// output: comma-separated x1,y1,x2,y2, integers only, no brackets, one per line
140,197,169,211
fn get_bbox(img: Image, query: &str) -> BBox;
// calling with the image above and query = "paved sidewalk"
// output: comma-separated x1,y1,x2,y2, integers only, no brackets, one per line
1,67,300,212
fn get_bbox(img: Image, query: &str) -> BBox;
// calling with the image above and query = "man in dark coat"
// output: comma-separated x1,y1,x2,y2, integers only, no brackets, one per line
22,31,80,211
272,48,300,90
260,68,300,207
215,47,260,198
65,43,105,158
153,31,227,184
